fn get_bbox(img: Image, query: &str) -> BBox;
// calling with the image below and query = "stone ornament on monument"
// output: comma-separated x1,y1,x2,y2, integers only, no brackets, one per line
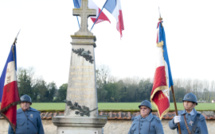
52,0,107,134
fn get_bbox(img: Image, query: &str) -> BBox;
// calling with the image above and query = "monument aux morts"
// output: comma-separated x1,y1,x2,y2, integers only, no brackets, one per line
52,0,107,133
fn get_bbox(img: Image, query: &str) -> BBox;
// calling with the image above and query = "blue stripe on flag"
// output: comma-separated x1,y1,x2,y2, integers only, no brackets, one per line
73,0,81,8
158,22,173,87
104,0,117,13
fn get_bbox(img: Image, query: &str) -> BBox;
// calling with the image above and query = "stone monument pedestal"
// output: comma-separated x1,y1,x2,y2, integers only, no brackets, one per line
52,0,107,133
53,116,107,134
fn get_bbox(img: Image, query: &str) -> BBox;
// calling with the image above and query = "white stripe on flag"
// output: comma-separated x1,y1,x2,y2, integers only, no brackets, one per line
4,61,16,85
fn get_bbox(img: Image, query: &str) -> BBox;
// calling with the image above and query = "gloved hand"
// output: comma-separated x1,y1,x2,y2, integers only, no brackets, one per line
173,116,181,124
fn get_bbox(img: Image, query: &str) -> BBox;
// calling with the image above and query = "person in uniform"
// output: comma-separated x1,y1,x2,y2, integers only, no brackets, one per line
128,100,164,134
8,94,44,134
169,92,208,134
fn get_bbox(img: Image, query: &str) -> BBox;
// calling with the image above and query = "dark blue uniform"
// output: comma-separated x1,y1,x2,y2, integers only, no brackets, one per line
8,107,44,134
169,109,208,134
128,113,164,134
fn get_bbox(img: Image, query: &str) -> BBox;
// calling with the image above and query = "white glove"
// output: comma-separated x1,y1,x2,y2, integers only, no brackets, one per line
173,116,181,124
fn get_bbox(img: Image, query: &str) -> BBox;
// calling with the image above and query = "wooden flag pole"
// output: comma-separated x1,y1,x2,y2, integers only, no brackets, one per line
171,85,182,134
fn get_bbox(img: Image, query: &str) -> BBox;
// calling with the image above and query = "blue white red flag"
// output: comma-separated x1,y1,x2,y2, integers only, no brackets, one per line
104,0,124,38
150,19,173,119
0,43,20,131
73,0,110,24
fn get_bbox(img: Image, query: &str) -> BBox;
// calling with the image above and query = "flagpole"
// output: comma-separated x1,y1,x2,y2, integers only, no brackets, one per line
90,0,108,31
12,30,20,67
13,30,20,45
171,86,182,134
76,16,80,28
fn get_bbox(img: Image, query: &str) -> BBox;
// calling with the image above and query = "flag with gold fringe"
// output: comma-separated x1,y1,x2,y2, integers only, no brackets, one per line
150,18,173,120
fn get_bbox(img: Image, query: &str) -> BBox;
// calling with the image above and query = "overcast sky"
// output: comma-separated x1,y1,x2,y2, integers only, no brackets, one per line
0,0,215,87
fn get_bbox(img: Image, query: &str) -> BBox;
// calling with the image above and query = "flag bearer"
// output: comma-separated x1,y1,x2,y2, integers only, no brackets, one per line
8,94,44,134
169,92,208,134
128,100,164,134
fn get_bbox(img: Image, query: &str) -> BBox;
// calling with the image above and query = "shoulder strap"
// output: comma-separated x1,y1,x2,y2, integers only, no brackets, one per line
147,116,154,133
191,113,201,134
184,114,191,134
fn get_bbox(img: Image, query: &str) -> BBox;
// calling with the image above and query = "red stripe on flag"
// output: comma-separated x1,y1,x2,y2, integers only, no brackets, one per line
151,66,166,93
1,81,19,108
2,105,17,127
1,81,19,128
151,66,169,119
117,10,124,38
91,8,110,24
152,91,169,117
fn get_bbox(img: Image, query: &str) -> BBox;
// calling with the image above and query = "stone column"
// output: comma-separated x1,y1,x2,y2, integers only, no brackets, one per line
52,0,107,133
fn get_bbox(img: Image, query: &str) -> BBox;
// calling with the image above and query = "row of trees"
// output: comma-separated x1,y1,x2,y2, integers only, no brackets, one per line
96,66,215,102
17,67,215,102
17,68,67,102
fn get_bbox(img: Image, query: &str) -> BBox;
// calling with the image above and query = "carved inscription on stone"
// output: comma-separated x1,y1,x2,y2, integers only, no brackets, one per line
68,65,95,105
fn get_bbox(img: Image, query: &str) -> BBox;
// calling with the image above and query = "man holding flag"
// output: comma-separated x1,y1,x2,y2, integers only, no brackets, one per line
0,36,20,132
169,92,208,134
8,94,44,134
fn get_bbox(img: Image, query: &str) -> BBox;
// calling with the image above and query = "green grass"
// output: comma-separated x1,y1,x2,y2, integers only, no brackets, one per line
17,102,215,112
98,103,215,111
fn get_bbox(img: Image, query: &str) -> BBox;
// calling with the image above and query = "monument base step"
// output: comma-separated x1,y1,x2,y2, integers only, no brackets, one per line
52,116,107,134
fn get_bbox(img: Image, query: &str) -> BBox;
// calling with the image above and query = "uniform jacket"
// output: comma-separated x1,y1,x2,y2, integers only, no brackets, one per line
128,113,164,134
8,107,44,134
169,109,208,134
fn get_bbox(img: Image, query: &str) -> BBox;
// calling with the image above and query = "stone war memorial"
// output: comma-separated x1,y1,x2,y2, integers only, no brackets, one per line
52,0,107,134
1,1,215,134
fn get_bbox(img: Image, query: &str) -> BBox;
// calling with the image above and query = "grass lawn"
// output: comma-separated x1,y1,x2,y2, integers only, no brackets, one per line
17,102,215,111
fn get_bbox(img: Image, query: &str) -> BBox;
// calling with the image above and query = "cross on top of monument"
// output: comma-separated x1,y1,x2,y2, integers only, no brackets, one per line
73,0,96,35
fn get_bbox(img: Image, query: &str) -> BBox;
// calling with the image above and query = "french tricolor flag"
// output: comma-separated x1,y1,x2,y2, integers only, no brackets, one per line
73,0,110,24
150,19,173,119
0,43,20,131
104,0,124,38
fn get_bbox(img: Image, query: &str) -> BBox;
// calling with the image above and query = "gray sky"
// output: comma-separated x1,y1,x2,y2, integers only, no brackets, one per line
0,0,215,87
